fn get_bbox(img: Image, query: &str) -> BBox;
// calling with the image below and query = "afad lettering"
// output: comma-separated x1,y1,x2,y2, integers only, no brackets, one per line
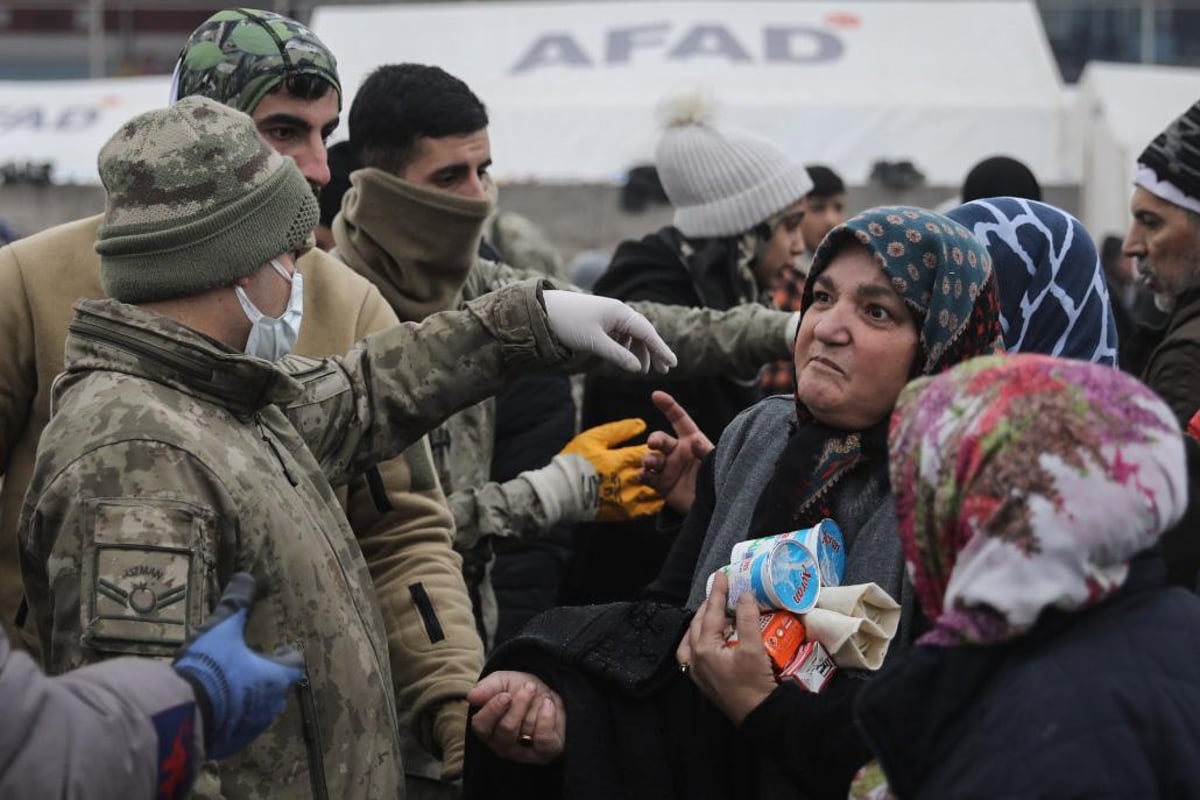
0,105,100,134
511,22,843,74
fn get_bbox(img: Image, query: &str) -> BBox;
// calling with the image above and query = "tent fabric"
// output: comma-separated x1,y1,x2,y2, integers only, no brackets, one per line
1074,61,1200,240
0,76,169,185
312,0,1070,185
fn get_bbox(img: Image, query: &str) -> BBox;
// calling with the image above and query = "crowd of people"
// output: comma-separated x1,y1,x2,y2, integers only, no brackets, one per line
0,6,1199,800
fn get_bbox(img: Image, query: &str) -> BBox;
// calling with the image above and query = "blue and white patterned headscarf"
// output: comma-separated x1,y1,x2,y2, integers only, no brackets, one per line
947,197,1118,366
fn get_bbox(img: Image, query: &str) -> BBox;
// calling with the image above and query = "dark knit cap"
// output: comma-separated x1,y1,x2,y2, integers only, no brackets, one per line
95,96,318,303
961,156,1042,203
1136,99,1200,214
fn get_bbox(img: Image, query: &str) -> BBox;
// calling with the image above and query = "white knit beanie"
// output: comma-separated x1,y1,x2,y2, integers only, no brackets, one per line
654,90,813,238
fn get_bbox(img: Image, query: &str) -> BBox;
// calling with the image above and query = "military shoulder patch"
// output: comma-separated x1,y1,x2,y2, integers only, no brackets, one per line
80,498,211,657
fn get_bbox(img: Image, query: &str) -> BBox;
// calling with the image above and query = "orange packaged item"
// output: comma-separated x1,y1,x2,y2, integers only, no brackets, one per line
724,610,808,673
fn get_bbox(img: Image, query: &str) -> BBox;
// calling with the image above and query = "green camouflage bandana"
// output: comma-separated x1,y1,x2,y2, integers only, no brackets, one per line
171,8,341,115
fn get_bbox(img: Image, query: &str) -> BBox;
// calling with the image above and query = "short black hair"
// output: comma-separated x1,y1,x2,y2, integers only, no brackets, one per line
349,63,488,173
805,165,845,199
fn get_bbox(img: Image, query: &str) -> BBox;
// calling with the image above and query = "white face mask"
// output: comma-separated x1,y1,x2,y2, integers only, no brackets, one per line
234,258,304,361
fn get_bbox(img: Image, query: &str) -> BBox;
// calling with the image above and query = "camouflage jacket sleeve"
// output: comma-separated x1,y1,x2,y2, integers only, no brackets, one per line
469,259,793,380
0,626,204,800
624,302,792,380
20,442,231,673
281,279,567,488
447,477,551,550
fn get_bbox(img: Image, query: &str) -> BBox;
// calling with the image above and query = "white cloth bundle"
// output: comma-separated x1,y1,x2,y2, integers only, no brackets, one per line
802,583,900,670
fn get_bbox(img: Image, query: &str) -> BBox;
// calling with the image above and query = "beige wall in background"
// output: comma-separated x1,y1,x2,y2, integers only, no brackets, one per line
0,183,1081,264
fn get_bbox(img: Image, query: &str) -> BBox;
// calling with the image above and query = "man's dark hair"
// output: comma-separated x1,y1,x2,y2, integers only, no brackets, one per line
349,63,488,173
318,141,358,228
961,155,1042,203
805,165,845,199
270,73,337,103
1100,234,1124,269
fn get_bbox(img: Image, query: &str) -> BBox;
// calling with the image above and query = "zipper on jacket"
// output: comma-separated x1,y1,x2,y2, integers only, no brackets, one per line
70,318,213,382
297,672,330,800
256,415,299,486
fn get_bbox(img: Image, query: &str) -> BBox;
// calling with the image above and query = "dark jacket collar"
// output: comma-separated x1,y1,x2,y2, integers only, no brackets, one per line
1165,285,1200,338
62,298,303,420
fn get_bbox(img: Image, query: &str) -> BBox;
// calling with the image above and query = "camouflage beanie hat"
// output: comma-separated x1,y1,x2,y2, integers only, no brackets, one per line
170,8,341,114
96,96,319,303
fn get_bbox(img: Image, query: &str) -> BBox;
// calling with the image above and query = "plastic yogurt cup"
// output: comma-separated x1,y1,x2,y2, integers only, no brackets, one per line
718,539,820,613
726,519,846,589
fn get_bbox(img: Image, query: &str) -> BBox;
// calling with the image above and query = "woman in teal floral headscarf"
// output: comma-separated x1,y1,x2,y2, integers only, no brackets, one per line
466,207,1007,800
853,353,1200,800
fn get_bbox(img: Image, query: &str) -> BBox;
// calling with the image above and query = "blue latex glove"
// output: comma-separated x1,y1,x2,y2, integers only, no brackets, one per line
173,573,306,760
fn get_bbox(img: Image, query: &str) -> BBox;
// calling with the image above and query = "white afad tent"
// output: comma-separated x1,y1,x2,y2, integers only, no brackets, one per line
1075,61,1200,240
313,0,1072,186
0,76,170,185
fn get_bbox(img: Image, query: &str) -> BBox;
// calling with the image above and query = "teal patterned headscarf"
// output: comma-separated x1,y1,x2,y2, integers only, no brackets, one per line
806,206,1004,377
749,207,1004,535
890,353,1187,646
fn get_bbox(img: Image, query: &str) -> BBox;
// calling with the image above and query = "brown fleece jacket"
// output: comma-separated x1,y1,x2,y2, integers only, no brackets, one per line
0,214,481,772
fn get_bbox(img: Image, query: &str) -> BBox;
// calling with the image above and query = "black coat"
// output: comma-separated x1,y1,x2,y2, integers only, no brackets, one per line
855,556,1200,799
465,448,891,800
489,370,577,647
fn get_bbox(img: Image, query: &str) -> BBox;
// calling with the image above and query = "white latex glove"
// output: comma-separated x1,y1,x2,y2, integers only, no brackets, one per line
543,289,677,374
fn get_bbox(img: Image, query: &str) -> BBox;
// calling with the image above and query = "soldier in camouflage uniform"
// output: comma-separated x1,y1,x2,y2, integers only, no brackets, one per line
18,97,674,799
337,63,800,647
0,9,483,790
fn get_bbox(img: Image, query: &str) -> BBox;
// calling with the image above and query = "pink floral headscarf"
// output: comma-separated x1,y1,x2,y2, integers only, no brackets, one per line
889,353,1187,646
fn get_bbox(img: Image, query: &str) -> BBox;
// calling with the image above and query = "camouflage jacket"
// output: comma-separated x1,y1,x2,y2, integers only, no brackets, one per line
0,218,482,781
19,281,566,799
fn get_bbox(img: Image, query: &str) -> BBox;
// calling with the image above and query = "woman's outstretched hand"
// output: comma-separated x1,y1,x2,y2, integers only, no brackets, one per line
639,391,715,515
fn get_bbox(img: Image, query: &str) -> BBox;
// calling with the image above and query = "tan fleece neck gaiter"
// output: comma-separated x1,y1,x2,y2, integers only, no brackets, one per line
333,167,492,322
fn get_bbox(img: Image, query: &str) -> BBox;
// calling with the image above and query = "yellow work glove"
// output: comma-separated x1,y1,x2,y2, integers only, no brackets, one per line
433,698,469,782
521,418,665,524
561,418,664,522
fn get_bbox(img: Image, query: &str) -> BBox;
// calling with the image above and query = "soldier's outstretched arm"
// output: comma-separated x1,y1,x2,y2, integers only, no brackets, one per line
467,258,798,383
618,302,798,381
281,280,674,488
